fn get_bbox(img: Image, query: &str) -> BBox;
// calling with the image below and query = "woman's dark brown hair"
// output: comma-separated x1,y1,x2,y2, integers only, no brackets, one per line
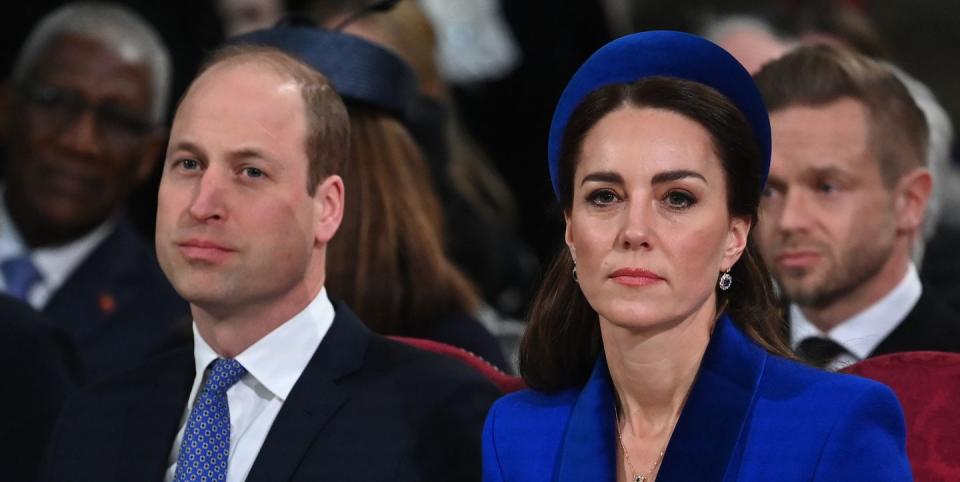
520,77,792,392
325,104,480,336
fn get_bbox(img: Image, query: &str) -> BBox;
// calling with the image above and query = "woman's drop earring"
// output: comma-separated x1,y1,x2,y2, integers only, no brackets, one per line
719,269,733,291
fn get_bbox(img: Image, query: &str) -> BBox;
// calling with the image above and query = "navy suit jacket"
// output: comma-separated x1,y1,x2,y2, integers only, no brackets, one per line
41,219,189,382
42,303,500,482
872,286,960,355
0,294,77,482
482,315,912,481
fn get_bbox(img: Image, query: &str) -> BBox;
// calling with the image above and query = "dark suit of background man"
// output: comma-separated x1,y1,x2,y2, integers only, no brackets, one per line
753,44,960,370
41,40,499,482
0,294,77,481
0,3,188,382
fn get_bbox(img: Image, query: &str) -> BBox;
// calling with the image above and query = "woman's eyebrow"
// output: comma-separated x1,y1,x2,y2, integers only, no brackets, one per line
580,171,623,186
651,169,707,185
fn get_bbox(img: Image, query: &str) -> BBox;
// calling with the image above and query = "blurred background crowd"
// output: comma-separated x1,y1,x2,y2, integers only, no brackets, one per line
4,0,958,362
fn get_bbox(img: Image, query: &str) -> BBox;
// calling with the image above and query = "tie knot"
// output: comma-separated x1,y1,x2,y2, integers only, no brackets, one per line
797,337,848,368
1,255,42,301
204,358,247,395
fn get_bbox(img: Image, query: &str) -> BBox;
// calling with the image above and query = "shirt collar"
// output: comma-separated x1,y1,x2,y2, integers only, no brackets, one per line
0,185,115,293
191,287,335,401
790,263,922,360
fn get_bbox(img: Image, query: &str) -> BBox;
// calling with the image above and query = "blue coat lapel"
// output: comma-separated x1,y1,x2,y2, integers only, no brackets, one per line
555,315,767,482
657,315,767,481
555,356,617,482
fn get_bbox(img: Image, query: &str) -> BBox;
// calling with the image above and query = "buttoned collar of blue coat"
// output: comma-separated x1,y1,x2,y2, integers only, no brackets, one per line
554,314,764,481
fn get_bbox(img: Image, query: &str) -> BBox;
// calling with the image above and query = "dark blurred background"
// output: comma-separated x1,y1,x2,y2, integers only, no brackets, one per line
2,0,957,312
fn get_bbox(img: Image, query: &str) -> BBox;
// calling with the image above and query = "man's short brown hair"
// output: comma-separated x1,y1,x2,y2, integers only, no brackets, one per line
754,44,928,186
198,45,350,194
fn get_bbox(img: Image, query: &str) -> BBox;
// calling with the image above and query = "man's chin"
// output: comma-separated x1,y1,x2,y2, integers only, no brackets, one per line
778,274,829,306
782,282,840,308
169,275,230,306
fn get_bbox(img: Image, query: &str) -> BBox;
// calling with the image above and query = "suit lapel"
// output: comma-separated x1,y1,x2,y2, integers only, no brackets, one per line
43,221,141,342
656,315,766,482
245,303,369,482
554,357,617,482
115,348,195,481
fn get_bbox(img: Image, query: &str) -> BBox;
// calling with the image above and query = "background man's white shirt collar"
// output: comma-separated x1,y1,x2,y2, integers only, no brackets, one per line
790,263,922,370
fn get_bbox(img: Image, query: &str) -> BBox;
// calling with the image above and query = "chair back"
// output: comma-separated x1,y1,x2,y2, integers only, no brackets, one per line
390,336,526,393
842,351,960,481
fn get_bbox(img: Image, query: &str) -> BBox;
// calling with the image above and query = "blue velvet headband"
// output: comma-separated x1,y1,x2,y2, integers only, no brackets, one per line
227,24,419,123
547,30,771,200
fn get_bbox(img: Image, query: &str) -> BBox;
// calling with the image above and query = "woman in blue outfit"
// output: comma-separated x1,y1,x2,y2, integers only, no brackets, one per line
481,31,911,482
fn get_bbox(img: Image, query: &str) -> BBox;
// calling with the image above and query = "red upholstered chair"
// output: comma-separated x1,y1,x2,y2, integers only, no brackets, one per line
389,336,526,394
842,351,960,481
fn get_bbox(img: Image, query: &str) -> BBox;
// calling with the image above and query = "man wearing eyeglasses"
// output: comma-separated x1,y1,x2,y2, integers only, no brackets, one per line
0,3,188,382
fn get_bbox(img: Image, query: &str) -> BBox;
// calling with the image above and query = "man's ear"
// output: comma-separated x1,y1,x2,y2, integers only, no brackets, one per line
722,215,752,270
313,174,345,245
135,125,168,184
894,167,932,234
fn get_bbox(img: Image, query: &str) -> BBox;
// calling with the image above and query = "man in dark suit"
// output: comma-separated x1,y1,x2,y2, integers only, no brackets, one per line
0,294,77,481
41,40,499,482
0,3,189,382
753,44,960,370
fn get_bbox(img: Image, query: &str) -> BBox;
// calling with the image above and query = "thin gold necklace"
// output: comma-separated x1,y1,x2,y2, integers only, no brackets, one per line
614,404,667,482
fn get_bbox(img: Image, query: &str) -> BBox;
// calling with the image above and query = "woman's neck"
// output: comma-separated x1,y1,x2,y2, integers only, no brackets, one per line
601,304,715,436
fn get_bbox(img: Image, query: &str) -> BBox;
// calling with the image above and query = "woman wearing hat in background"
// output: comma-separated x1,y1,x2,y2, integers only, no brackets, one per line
482,31,911,481
230,23,510,371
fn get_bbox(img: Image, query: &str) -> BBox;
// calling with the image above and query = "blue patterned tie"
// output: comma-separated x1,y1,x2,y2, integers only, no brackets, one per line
173,358,247,482
1,255,41,301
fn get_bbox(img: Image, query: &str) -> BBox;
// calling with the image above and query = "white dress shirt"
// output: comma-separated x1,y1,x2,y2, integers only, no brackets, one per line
164,288,335,482
790,263,922,371
0,186,114,309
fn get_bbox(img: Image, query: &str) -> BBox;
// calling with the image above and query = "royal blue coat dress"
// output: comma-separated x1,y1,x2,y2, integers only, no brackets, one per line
482,315,912,481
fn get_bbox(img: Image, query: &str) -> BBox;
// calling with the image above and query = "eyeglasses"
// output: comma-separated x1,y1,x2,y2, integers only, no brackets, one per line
15,83,154,140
